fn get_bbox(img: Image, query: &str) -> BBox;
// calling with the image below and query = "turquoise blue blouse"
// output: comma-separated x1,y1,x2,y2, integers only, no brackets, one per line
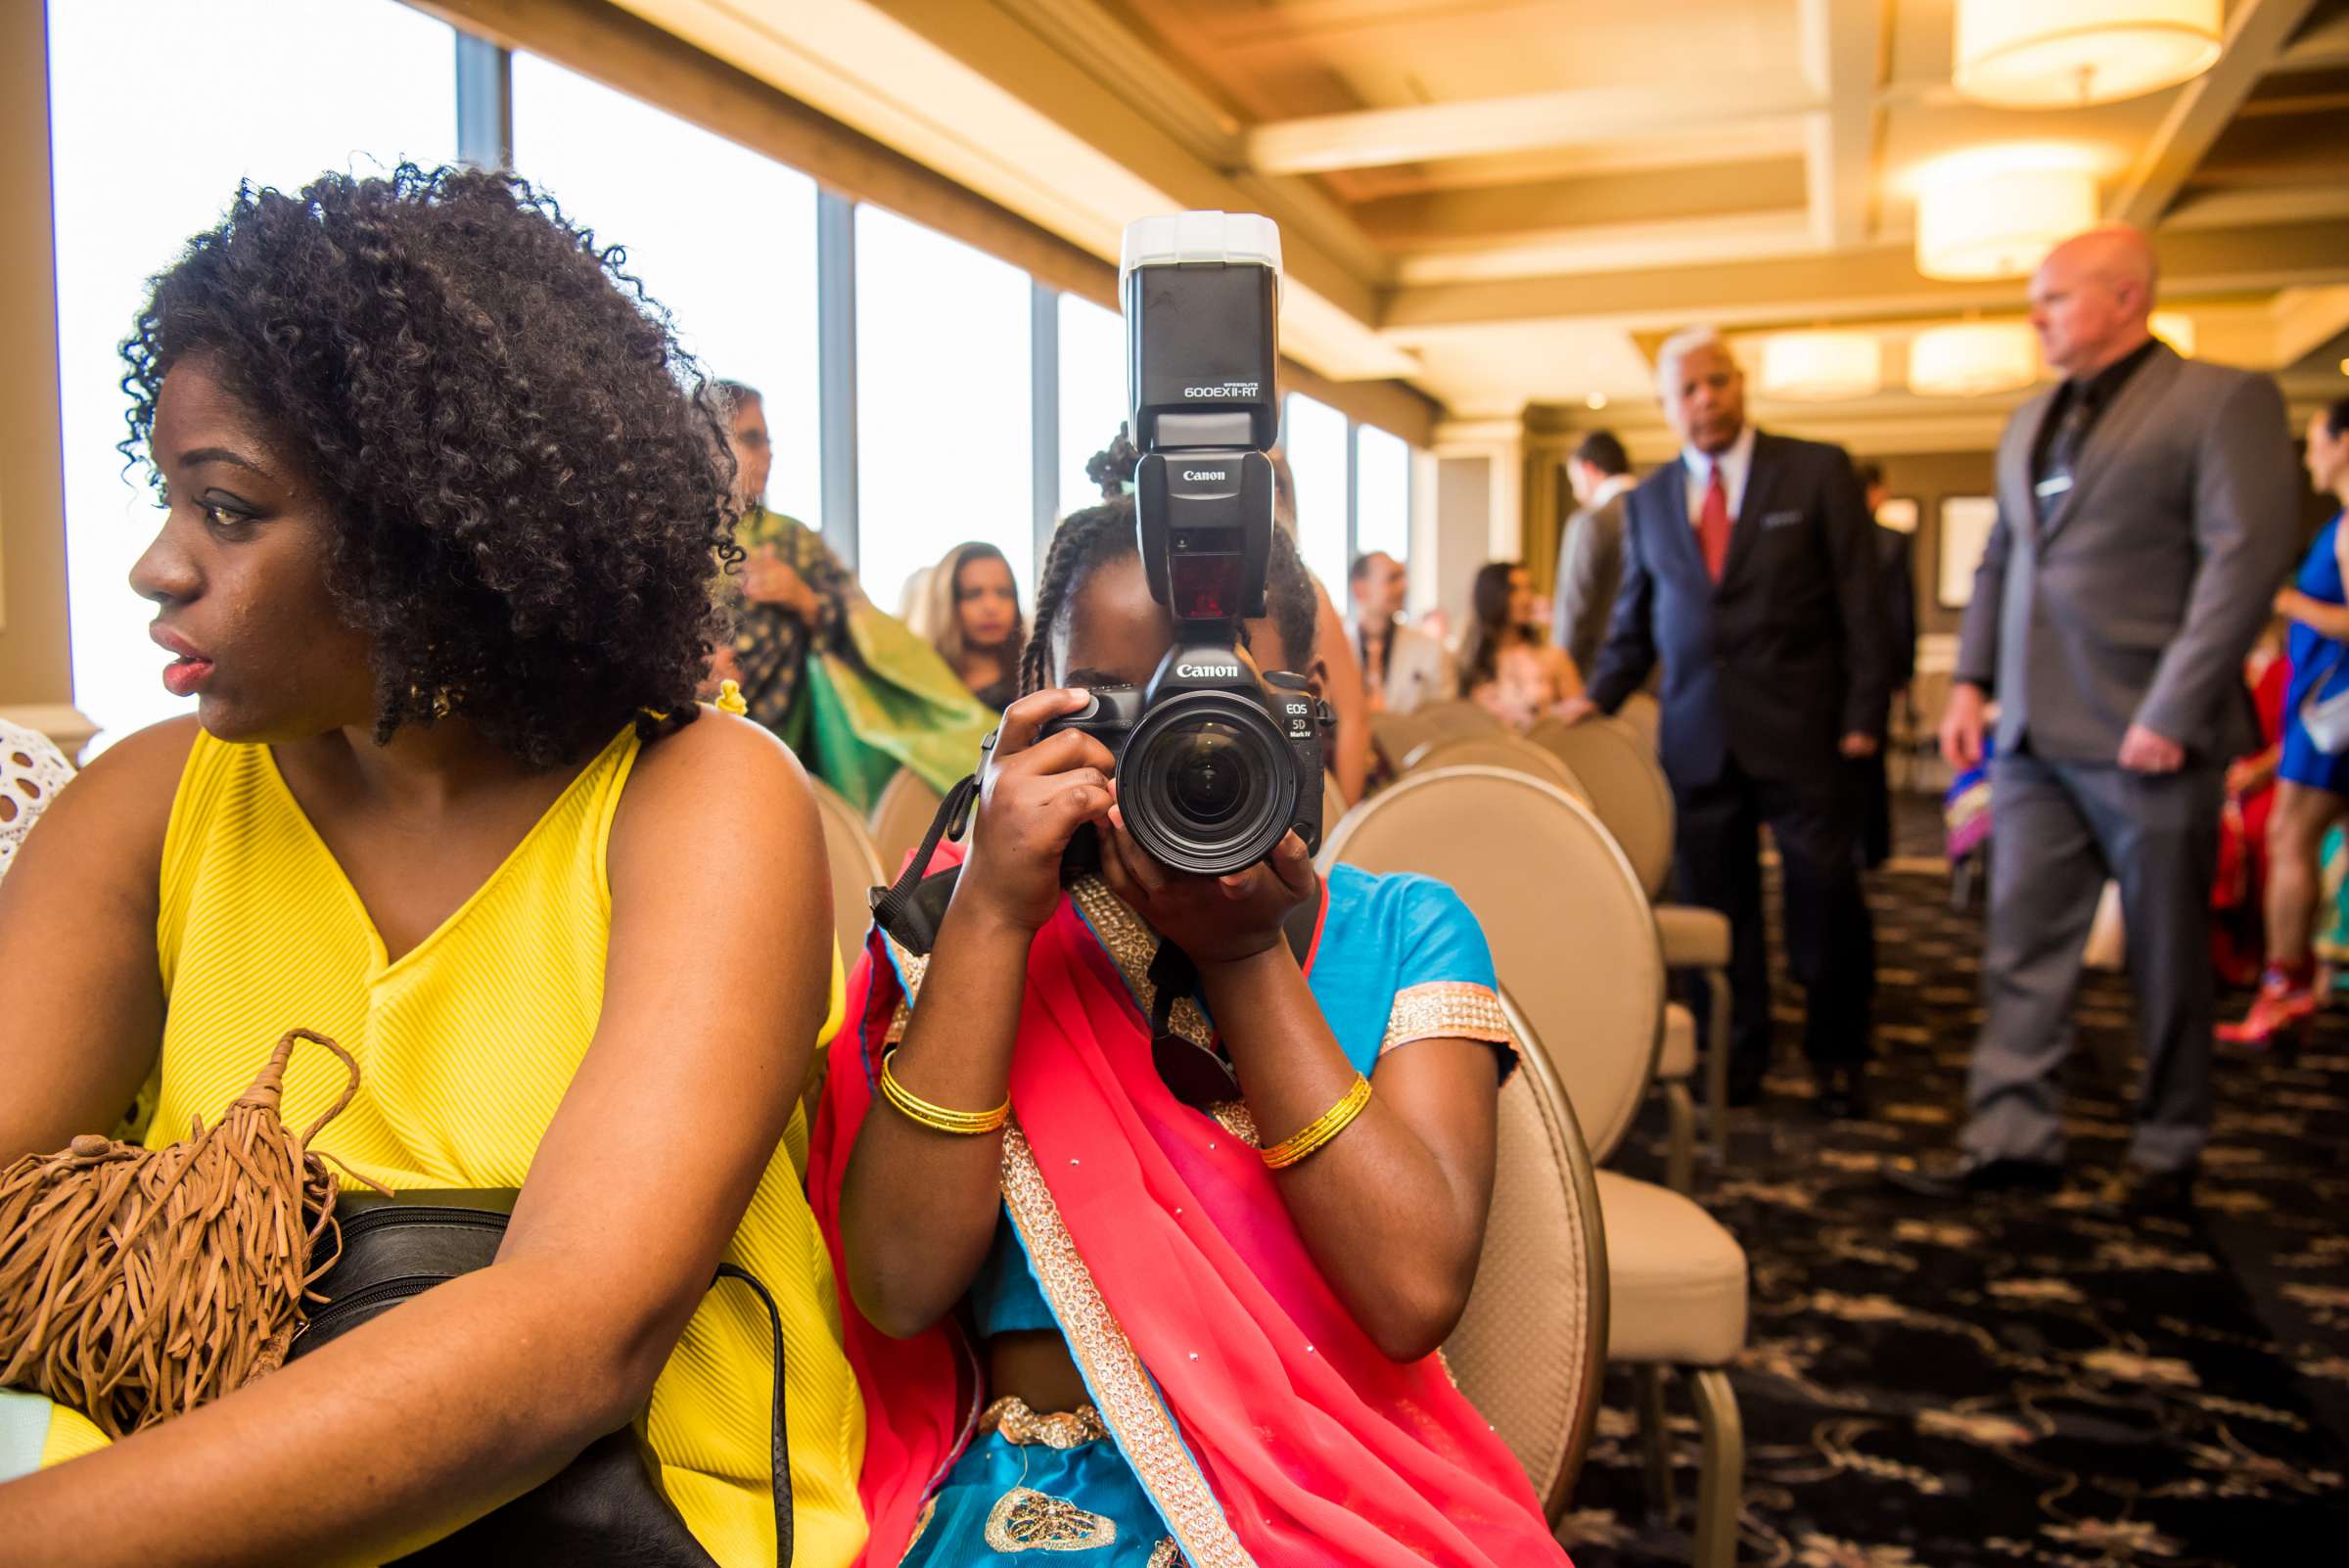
959,862,1511,1337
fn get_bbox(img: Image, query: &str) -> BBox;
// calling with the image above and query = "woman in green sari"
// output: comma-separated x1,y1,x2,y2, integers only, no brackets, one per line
712,381,991,812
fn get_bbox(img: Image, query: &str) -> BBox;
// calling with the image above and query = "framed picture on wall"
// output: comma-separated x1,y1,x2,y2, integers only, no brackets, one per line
1875,495,1919,534
1937,495,1999,608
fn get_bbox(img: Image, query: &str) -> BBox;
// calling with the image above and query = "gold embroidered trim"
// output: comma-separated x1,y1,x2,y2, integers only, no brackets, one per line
982,1487,1118,1552
1067,877,1214,1049
998,1124,1255,1568
982,1395,1110,1449
1150,1542,1185,1568
1380,982,1514,1056
900,1497,937,1562
1207,1100,1260,1148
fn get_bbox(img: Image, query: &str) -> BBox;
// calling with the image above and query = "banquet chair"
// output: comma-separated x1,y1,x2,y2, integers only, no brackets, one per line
867,766,945,880
1617,690,1662,752
1403,732,1588,803
811,779,886,986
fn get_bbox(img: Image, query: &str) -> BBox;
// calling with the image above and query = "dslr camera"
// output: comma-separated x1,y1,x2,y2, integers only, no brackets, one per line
1044,211,1330,879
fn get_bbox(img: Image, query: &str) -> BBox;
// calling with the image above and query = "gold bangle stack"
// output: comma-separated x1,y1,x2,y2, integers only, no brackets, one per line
1260,1074,1372,1171
878,1049,1010,1135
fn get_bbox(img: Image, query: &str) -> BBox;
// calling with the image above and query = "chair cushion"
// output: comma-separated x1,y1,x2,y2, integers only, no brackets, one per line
1596,1170,1747,1366
1657,1003,1696,1080
1654,903,1731,969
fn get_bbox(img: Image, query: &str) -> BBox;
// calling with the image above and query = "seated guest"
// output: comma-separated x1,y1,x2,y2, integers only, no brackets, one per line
1349,549,1455,715
714,381,991,810
1460,560,1583,729
0,167,865,1567
913,540,1024,714
810,447,1568,1567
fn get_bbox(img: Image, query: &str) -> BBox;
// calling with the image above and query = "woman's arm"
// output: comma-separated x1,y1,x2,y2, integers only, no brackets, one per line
1097,829,1498,1362
1313,582,1370,805
2279,585,2349,644
1547,645,1586,703
0,713,832,1567
838,690,1115,1338
0,717,192,1160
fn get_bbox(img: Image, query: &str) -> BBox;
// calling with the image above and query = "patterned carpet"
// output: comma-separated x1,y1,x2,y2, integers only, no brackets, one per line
1561,806,2349,1568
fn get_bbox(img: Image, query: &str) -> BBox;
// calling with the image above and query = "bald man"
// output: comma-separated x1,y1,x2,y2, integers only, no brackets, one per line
1894,227,2297,1210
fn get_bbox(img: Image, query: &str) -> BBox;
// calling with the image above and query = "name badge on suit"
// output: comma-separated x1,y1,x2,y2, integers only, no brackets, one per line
1763,509,1804,530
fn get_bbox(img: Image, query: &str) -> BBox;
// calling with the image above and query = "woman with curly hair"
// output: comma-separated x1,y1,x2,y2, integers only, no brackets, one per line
0,166,865,1566
805,438,1570,1567
712,381,992,811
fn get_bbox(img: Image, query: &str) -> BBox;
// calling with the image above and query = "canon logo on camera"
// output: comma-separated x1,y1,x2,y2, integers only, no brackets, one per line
1176,662,1242,679
1181,383,1261,398
1181,469,1228,482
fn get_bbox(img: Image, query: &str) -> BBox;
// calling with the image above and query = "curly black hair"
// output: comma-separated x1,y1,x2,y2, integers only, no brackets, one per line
120,162,739,767
1019,428,1317,695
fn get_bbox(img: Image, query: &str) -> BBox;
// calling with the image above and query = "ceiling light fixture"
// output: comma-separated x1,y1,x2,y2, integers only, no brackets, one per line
1912,145,2099,281
1758,331,1883,402
1955,0,2221,108
1586,392,1608,411
1908,322,2040,397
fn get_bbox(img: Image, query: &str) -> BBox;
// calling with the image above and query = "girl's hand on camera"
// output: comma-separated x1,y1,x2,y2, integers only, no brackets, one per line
956,689,1117,935
1097,787,1316,965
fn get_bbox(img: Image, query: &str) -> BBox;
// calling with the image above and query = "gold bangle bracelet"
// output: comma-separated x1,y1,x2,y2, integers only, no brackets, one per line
878,1049,1010,1136
1260,1073,1372,1171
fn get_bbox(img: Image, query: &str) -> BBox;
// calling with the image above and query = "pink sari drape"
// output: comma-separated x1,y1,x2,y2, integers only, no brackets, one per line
807,848,1570,1567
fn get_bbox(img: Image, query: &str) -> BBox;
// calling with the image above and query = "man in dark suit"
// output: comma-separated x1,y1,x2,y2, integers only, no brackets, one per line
1892,227,2297,1210
1572,328,1890,1115
1855,462,1917,866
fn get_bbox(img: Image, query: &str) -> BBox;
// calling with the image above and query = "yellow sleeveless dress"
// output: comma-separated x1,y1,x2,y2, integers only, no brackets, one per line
29,721,869,1567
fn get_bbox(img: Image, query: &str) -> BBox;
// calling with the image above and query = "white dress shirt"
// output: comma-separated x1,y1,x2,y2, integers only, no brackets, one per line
1681,422,1757,524
1587,473,1637,510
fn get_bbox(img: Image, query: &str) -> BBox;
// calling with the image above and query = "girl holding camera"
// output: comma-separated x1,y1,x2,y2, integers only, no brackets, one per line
811,441,1569,1567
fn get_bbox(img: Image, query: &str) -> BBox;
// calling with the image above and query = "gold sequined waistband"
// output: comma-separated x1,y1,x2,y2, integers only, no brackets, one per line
982,1395,1111,1449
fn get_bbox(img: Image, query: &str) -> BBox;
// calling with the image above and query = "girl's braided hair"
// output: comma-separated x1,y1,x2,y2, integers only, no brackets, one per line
1019,428,1318,696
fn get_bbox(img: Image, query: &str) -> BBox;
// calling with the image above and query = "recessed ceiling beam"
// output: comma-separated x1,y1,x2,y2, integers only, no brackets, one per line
1798,0,1884,250
1244,78,1824,176
2106,0,2321,230
2272,7,2349,71
1380,218,2349,336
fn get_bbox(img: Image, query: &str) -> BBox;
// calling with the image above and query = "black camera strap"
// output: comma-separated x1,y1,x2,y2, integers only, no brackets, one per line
867,772,979,958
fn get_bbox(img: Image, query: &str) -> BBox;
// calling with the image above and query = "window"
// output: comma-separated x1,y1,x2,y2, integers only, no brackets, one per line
511,53,821,529
1057,293,1126,524
1280,392,1350,594
47,0,454,747
852,206,1034,615
1355,424,1412,565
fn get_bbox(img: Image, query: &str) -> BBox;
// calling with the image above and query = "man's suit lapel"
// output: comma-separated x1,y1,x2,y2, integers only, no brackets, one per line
2041,345,2179,544
2006,392,2054,544
1715,431,1775,596
1654,461,1705,585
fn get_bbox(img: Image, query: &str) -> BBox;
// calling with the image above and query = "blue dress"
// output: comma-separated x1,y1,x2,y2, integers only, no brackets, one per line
891,864,1513,1567
2281,512,2349,795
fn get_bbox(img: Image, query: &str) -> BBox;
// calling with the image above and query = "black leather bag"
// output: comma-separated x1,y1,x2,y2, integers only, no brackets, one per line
291,1190,792,1567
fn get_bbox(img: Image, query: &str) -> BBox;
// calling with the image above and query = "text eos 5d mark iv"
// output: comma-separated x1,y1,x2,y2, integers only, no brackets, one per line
1040,210,1331,878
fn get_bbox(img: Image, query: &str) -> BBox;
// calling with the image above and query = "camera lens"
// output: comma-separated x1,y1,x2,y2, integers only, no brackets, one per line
1118,692,1296,877
1167,724,1247,824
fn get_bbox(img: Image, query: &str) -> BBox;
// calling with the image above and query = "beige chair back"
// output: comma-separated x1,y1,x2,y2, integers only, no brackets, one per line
1445,986,1609,1520
1616,690,1661,751
1527,716,1675,899
810,779,886,975
1403,732,1589,804
1320,769,1349,839
1321,765,1664,1162
1415,698,1499,739
868,767,945,880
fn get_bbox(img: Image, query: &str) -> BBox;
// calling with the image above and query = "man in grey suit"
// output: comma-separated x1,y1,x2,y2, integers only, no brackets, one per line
1552,430,1638,678
1894,227,2298,1209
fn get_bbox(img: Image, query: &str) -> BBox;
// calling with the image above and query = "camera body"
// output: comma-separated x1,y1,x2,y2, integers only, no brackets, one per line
1040,212,1329,879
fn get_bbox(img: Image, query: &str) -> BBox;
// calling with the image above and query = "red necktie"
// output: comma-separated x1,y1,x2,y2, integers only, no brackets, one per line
1699,462,1731,581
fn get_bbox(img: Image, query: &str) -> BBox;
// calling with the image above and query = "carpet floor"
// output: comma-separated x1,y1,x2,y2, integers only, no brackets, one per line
1561,812,2349,1568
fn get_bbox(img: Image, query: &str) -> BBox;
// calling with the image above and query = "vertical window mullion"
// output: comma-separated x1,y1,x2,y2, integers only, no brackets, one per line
816,189,858,572
453,33,511,170
1031,281,1059,581
1344,419,1360,573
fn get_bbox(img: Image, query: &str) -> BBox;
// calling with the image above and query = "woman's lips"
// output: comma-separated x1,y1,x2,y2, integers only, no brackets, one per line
161,656,215,697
